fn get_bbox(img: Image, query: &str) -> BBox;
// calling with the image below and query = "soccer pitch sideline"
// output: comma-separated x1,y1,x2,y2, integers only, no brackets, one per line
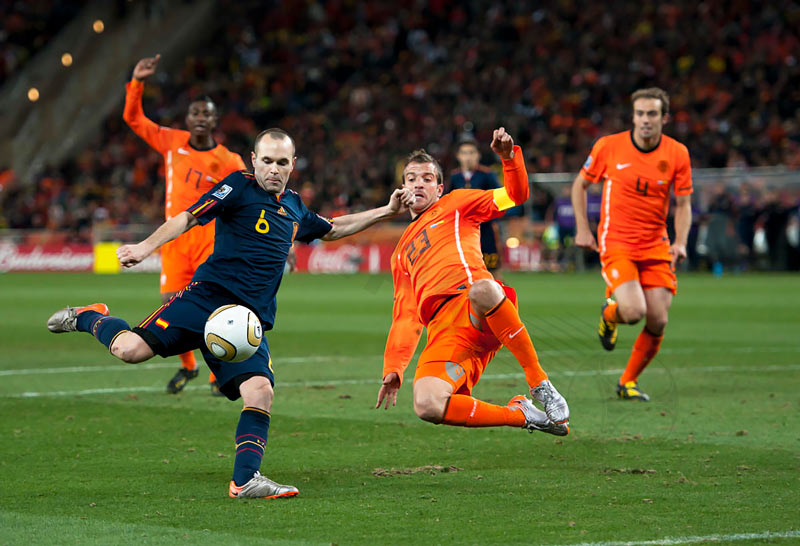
1,272,798,545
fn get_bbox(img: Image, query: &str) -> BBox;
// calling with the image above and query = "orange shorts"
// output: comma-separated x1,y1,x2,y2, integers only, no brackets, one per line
160,220,215,293
413,286,516,395
600,253,677,298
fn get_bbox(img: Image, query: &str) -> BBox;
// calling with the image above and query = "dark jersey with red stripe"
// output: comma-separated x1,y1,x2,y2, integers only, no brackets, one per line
186,170,332,329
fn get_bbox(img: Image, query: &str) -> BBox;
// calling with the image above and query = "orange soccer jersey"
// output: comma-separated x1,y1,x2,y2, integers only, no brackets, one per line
124,79,246,220
580,130,692,261
382,148,528,382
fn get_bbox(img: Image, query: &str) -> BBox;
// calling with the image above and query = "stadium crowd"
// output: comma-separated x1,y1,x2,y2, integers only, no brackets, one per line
1,0,798,268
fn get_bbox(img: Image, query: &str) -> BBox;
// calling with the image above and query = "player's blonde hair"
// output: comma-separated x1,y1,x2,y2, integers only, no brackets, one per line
631,87,670,116
403,149,443,185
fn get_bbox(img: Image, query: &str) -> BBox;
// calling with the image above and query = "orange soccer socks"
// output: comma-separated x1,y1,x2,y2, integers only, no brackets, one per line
179,351,197,371
603,300,620,323
484,298,548,387
441,394,525,428
619,327,664,385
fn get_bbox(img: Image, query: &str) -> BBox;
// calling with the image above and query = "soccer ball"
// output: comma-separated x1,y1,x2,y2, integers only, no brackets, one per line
204,304,262,362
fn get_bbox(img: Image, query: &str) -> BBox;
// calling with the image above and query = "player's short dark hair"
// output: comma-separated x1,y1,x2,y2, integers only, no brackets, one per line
188,95,217,116
456,139,479,153
403,149,443,185
254,128,296,155
631,87,670,116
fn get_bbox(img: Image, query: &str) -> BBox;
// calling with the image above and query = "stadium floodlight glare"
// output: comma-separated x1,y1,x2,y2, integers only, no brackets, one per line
61,53,73,67
93,19,104,33
28,88,40,102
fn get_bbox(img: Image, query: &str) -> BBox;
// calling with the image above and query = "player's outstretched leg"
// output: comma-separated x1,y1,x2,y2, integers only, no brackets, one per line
471,280,570,425
228,376,297,499
48,303,155,363
598,298,619,351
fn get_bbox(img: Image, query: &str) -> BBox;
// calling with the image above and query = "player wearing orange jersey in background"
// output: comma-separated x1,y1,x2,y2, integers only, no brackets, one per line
124,54,246,395
571,88,693,401
376,128,569,434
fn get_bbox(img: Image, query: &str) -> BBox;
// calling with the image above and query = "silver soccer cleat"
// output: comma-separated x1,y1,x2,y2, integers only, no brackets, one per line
228,471,299,499
46,303,109,333
530,379,570,425
508,395,569,436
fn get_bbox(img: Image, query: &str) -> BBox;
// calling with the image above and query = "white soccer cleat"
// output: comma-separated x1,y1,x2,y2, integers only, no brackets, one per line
228,471,298,499
530,379,570,425
508,395,569,436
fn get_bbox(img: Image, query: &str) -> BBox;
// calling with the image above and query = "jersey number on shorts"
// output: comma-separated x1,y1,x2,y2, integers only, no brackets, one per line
406,229,431,266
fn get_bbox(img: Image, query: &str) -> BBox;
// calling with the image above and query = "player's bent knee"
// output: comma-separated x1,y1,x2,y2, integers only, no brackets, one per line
412,389,447,424
413,398,445,424
240,376,274,411
619,304,646,324
468,279,504,315
110,332,154,363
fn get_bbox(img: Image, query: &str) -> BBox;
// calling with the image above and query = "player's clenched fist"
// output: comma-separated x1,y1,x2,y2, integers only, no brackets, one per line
491,127,515,160
117,243,149,268
132,54,161,81
388,187,415,214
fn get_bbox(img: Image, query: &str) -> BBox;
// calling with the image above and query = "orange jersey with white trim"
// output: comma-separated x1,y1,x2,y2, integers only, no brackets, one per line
382,149,529,382
580,131,692,260
123,79,246,219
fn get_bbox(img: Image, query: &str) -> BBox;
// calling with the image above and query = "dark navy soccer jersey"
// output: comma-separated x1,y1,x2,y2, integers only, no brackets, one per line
185,170,332,329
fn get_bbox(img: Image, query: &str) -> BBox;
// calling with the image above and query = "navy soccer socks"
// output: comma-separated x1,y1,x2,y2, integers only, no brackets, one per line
232,407,271,486
76,311,130,349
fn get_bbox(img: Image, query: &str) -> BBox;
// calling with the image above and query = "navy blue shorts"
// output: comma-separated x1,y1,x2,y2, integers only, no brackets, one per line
132,281,275,401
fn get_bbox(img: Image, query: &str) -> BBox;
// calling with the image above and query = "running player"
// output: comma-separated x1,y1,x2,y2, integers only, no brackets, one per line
376,128,569,434
571,87,693,401
47,128,415,499
449,139,503,279
123,54,246,395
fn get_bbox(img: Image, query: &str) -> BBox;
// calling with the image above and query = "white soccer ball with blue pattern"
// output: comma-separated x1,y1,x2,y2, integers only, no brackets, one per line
204,304,262,362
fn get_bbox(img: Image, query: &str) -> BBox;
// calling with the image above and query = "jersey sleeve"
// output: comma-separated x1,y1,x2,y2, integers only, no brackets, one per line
492,145,529,207
123,79,177,153
382,256,424,385
673,144,693,196
580,137,610,183
295,202,333,243
185,172,243,225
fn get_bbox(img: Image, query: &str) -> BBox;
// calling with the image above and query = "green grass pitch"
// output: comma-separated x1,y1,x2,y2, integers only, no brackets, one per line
1,272,798,545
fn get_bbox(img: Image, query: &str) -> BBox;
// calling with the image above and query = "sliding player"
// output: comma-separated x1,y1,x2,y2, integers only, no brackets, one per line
124,54,246,395
48,129,415,498
571,87,693,401
376,128,569,434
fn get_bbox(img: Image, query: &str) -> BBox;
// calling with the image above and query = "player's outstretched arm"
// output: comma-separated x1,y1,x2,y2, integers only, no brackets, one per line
491,127,529,205
117,211,198,268
571,173,598,252
123,54,166,149
322,188,415,241
670,194,692,269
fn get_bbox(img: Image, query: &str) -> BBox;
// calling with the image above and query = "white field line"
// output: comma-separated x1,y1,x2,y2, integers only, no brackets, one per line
552,528,800,546
2,345,799,377
3,363,800,399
